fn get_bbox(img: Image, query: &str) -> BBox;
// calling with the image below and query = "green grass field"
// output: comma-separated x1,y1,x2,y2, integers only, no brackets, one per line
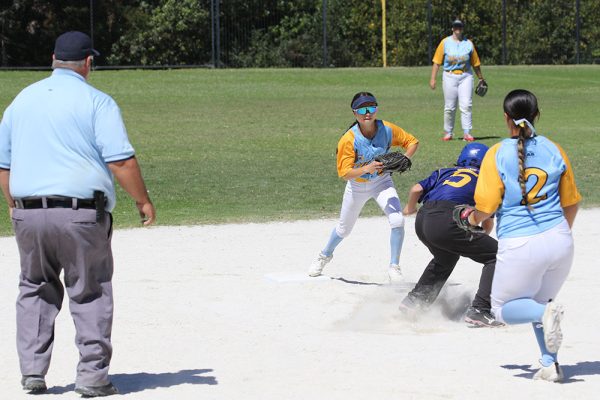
0,66,598,236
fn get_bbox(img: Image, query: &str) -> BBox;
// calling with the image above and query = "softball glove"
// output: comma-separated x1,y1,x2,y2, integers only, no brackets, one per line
452,205,484,234
475,79,488,97
374,152,412,174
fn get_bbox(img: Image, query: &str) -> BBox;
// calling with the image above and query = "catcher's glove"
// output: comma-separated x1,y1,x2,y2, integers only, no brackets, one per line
475,79,488,97
452,205,484,234
374,151,412,174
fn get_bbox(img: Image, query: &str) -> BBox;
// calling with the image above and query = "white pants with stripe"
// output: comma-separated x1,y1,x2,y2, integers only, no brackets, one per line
335,174,404,238
442,71,473,135
491,220,574,323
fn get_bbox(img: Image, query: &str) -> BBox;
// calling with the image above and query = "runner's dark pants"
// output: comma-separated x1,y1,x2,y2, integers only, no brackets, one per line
410,200,497,310
12,207,113,387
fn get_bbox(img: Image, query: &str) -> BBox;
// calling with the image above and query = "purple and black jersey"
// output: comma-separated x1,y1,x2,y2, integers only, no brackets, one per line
418,167,480,206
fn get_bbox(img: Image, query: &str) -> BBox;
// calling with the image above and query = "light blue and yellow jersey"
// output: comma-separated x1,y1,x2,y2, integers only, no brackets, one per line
474,135,581,238
337,120,418,183
432,36,481,73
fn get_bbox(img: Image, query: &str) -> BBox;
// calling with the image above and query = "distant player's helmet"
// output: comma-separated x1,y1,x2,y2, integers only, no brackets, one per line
452,19,464,29
456,143,489,168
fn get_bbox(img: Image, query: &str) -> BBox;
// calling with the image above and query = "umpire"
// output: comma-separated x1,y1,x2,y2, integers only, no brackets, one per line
0,31,155,396
400,143,501,327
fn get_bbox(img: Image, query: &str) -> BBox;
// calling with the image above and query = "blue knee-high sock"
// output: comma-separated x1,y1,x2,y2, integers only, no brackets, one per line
322,229,343,257
390,227,405,265
533,322,558,367
500,298,545,324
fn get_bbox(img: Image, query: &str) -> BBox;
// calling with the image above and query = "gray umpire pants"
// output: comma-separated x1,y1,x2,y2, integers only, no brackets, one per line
12,207,113,387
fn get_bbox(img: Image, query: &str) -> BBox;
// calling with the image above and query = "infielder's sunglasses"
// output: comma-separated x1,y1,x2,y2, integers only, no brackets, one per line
353,106,378,115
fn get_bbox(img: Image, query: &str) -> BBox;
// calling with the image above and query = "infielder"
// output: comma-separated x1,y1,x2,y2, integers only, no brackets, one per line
457,89,581,382
430,19,486,142
400,143,503,327
0,31,155,396
308,92,419,281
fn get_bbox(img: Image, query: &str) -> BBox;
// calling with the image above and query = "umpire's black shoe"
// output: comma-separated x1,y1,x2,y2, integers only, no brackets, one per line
74,382,118,397
465,306,505,328
21,375,47,392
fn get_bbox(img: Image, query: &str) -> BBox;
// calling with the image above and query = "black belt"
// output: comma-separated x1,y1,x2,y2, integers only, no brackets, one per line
14,196,100,210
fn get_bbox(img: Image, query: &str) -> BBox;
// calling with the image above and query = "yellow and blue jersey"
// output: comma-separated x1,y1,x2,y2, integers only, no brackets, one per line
433,36,481,73
418,167,481,205
337,120,418,182
474,136,581,238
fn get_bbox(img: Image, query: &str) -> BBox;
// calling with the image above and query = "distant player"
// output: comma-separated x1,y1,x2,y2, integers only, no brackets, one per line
308,92,419,281
400,143,503,327
430,19,486,142
457,89,581,381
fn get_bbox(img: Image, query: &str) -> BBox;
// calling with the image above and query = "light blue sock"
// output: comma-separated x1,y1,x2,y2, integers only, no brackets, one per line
390,227,405,265
322,229,343,257
501,298,545,324
533,322,558,366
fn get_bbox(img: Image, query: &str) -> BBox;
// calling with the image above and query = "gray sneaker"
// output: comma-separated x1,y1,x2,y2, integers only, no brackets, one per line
75,382,118,397
21,375,47,392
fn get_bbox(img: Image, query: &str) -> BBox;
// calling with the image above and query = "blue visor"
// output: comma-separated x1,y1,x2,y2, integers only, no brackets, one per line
351,94,377,110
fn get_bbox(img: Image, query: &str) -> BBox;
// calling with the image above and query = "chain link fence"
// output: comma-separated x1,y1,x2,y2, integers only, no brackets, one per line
1,0,598,69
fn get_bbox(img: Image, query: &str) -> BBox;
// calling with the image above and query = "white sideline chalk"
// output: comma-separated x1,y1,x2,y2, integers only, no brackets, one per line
264,272,331,283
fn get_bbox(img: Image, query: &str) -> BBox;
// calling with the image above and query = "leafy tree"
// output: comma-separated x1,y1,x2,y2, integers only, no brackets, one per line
580,0,600,63
107,0,211,65
1,0,600,67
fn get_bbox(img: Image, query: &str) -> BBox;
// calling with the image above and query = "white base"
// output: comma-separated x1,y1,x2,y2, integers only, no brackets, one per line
264,272,331,283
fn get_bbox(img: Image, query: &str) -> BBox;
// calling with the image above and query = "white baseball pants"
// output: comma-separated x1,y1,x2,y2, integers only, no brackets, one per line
335,174,404,238
442,71,473,135
491,220,574,323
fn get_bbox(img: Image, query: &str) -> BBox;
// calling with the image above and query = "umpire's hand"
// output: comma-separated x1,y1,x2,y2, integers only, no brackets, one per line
136,200,156,226
108,157,156,226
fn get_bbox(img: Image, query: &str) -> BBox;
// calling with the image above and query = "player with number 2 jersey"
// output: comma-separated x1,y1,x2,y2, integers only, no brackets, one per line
467,89,581,382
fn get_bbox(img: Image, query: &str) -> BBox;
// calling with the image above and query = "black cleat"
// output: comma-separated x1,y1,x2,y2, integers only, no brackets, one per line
464,306,504,328
21,375,47,392
75,382,118,397
399,292,432,319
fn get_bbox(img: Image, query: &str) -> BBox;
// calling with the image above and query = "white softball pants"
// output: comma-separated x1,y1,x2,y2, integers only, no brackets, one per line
491,220,574,323
442,71,473,135
335,174,404,238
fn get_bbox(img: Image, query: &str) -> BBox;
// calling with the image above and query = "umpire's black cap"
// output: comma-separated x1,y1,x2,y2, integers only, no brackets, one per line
54,31,100,61
452,19,464,28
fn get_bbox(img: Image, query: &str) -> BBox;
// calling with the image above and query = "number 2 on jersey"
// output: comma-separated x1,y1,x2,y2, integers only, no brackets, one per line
443,168,478,188
521,167,548,206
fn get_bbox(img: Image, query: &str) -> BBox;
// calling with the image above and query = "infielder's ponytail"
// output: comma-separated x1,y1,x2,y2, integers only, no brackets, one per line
503,89,540,211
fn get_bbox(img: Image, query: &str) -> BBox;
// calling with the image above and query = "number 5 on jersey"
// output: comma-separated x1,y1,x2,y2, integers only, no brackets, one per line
443,168,478,188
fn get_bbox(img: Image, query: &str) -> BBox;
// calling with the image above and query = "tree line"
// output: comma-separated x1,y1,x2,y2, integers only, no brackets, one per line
1,0,599,68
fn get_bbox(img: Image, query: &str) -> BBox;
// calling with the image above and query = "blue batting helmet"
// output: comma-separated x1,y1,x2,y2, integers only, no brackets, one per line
456,143,489,168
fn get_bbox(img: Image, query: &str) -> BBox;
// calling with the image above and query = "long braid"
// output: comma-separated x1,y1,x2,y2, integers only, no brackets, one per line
516,124,533,211
504,89,539,212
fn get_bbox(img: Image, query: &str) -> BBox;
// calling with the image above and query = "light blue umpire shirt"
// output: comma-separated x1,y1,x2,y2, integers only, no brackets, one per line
0,68,135,212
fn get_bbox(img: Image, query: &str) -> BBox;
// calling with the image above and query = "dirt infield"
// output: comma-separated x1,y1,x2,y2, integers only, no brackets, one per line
1,209,598,399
